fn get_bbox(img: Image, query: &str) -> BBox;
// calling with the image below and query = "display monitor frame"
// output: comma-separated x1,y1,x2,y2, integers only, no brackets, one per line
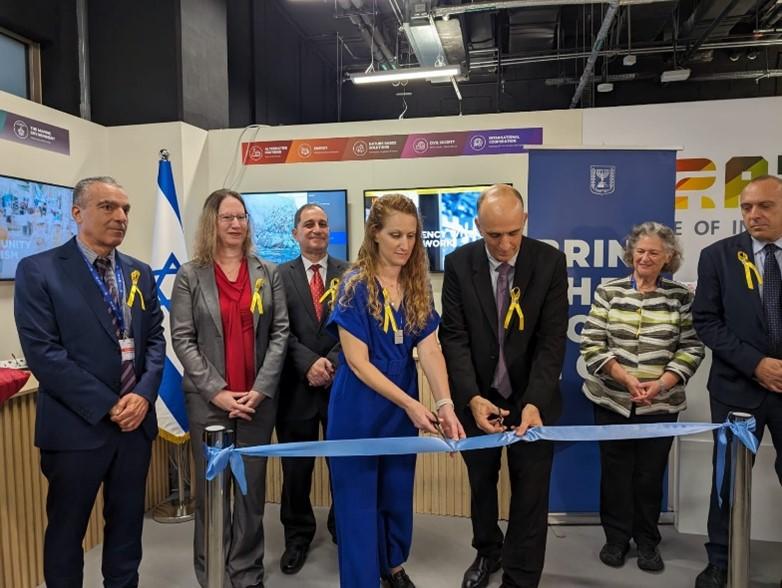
0,173,76,281
364,183,509,273
242,188,349,265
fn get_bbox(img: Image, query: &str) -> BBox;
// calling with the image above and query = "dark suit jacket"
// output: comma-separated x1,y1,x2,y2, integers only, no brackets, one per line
440,238,568,424
14,237,165,451
278,255,348,422
692,231,772,409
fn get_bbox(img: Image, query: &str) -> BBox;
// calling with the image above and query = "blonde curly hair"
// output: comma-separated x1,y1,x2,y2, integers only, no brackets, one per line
339,194,433,333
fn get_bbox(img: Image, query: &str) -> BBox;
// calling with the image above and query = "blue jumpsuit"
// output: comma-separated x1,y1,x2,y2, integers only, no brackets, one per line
326,278,439,588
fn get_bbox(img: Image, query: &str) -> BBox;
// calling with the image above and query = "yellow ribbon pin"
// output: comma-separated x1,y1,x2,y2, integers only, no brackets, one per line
319,278,340,309
503,287,524,331
737,251,762,290
250,278,264,314
382,288,399,334
126,270,146,310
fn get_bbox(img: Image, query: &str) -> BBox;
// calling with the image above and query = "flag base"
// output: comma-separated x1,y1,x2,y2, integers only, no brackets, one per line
153,496,195,523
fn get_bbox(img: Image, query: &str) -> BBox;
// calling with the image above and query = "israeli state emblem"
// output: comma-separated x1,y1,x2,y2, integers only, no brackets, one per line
589,165,616,195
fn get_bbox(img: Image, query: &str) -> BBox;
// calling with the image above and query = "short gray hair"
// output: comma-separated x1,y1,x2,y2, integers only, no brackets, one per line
72,176,123,207
623,221,682,274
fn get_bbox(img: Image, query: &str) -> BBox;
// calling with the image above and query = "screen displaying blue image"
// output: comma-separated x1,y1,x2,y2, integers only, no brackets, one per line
242,189,349,264
364,185,496,272
0,174,77,280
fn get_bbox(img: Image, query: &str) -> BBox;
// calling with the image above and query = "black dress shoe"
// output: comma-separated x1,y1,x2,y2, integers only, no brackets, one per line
599,543,629,567
636,545,664,572
461,555,501,588
382,568,415,588
694,563,727,588
280,543,309,575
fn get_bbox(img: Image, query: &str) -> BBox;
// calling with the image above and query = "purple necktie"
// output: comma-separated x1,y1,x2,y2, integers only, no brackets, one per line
763,244,782,352
492,263,513,399
95,257,137,396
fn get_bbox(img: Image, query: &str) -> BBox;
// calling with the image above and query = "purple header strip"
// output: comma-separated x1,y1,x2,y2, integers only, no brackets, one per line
0,109,70,155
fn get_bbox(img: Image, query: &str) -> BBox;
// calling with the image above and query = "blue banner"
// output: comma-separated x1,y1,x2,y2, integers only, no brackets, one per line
527,148,676,513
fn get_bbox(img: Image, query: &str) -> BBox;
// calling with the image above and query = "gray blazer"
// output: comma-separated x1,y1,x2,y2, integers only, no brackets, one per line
170,255,289,401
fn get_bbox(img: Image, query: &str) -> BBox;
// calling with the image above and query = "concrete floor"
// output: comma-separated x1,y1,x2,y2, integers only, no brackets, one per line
58,504,782,588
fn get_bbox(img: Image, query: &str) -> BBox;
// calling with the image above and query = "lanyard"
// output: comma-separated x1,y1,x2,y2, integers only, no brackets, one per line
80,251,127,335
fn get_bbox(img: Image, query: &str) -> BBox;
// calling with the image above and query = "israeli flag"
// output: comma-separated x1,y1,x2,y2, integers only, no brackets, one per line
151,153,189,443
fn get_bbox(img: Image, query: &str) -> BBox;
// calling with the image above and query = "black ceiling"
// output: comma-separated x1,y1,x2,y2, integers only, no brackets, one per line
274,0,782,111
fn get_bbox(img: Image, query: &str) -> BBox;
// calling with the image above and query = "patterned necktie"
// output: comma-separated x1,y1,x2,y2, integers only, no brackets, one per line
763,244,782,351
310,263,325,322
94,257,137,396
492,263,513,399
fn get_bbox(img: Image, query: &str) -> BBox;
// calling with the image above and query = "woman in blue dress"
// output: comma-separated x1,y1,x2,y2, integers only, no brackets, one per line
326,194,465,588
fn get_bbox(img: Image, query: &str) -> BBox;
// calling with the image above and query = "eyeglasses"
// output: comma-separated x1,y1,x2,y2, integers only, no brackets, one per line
218,214,248,223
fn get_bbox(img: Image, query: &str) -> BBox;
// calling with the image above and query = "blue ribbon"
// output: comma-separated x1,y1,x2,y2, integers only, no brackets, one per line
205,419,759,502
715,417,759,507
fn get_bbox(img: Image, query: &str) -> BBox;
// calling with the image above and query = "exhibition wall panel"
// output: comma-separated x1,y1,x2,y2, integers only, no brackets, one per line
204,109,584,310
583,96,782,540
0,90,108,359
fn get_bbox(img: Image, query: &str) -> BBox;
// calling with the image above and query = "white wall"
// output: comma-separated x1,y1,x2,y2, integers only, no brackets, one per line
0,91,109,358
205,110,583,309
0,90,208,358
584,96,782,541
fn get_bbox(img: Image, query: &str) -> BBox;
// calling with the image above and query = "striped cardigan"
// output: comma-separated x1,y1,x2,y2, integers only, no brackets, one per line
580,276,705,417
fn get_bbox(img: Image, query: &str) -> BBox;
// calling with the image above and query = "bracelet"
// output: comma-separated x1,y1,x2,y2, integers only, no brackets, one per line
435,398,455,411
657,378,669,393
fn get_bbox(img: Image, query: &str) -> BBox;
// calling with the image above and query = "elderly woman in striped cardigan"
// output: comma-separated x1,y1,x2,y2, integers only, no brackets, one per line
580,221,704,574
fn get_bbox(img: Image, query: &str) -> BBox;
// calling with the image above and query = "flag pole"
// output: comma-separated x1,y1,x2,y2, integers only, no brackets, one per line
150,147,195,522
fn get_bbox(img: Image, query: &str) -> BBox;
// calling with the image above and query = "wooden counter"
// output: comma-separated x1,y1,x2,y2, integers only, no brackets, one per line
0,379,169,588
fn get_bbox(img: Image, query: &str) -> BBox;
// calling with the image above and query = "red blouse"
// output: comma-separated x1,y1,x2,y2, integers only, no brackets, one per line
214,259,255,392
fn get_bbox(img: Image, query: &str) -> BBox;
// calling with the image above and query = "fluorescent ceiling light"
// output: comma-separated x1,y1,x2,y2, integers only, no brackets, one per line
350,65,461,85
660,68,691,83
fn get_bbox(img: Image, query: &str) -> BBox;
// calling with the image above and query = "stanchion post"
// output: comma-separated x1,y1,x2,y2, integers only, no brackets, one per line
204,425,229,588
153,439,195,523
728,411,752,588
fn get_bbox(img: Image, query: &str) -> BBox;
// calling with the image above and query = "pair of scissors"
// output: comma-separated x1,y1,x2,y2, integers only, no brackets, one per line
431,411,448,441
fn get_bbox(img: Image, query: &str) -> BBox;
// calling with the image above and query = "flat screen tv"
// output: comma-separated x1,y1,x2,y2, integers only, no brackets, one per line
364,184,498,272
0,174,76,280
242,189,349,264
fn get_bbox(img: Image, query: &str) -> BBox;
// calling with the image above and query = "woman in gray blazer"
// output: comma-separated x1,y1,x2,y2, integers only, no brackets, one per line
171,189,289,588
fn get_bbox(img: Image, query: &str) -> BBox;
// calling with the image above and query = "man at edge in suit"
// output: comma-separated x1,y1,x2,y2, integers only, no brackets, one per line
276,203,348,574
692,175,782,588
14,176,165,588
440,184,568,588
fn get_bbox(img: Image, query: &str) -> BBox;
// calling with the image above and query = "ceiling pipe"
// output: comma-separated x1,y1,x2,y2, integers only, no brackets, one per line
350,0,397,64
682,0,744,63
468,37,782,68
547,68,782,86
432,0,674,19
570,0,620,108
387,0,404,27
337,0,396,69
76,0,91,120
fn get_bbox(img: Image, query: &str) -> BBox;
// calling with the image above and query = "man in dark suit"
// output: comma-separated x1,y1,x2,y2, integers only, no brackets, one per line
440,184,568,588
14,176,165,588
276,203,348,574
692,175,782,588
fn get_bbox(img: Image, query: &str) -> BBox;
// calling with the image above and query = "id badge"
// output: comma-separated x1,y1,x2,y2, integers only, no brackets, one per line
394,329,404,345
119,338,136,362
